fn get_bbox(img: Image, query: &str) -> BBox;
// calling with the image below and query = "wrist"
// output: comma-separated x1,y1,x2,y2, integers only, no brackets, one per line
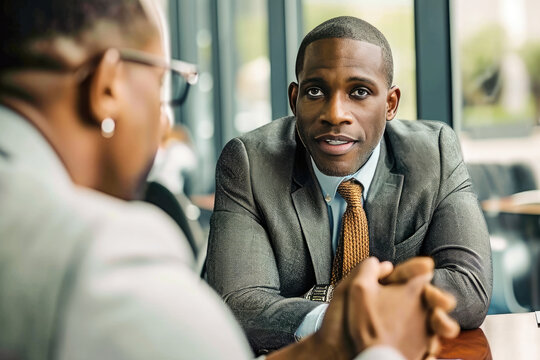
267,333,353,360
311,330,355,360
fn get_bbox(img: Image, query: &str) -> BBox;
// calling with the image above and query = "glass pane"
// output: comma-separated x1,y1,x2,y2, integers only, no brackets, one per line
189,0,216,194
233,0,272,135
164,0,216,196
301,0,417,121
454,0,540,182
453,0,540,313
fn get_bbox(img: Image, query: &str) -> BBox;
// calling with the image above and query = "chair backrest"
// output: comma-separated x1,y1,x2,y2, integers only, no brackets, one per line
466,162,538,202
466,162,538,313
143,181,207,272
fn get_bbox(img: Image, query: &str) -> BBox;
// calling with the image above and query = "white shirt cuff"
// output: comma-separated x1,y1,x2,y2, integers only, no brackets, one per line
354,345,406,360
294,303,328,341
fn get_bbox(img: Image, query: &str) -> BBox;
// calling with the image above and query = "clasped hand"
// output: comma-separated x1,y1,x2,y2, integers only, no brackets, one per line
316,257,460,360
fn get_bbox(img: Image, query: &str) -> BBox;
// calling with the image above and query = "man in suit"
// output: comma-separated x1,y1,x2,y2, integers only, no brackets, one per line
207,16,492,352
0,2,459,360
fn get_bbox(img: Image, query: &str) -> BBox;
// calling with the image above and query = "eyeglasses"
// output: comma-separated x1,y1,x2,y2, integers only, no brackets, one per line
117,48,198,107
3,48,198,108
9,47,199,107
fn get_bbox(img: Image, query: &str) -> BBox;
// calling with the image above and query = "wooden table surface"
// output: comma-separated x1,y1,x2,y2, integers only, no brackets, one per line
438,312,540,359
482,190,540,215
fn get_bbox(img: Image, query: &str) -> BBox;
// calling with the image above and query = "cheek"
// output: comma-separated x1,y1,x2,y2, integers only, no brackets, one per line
358,101,387,138
117,79,162,177
295,117,313,147
295,106,318,134
130,82,162,147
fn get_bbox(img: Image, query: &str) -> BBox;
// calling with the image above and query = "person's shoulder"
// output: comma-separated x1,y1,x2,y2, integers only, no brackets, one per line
0,165,194,269
240,115,295,138
383,120,464,181
235,115,296,147
73,186,194,267
385,119,457,149
220,116,297,161
386,118,450,136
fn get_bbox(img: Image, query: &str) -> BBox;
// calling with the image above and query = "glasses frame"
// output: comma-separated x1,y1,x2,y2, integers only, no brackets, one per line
117,48,199,107
117,48,198,107
7,48,199,107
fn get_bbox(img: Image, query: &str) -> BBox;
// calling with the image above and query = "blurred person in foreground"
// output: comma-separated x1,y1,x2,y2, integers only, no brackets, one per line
207,15,492,353
0,1,458,359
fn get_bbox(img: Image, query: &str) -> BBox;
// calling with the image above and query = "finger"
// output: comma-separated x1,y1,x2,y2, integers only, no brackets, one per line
346,258,385,352
380,257,434,284
424,336,441,360
429,307,460,339
345,257,382,286
423,284,457,312
405,272,435,298
377,261,394,280
333,257,381,302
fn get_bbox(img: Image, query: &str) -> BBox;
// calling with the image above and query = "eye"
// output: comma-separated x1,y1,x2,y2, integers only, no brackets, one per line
351,87,370,99
306,87,324,98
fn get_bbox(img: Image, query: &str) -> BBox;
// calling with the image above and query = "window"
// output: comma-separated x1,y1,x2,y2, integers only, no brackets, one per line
232,0,272,134
453,0,540,182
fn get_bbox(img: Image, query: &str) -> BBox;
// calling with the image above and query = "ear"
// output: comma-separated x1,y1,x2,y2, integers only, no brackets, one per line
288,82,299,115
88,49,122,126
385,85,401,121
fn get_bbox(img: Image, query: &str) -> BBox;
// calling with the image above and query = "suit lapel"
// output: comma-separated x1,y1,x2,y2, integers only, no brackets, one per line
365,135,404,262
291,134,332,284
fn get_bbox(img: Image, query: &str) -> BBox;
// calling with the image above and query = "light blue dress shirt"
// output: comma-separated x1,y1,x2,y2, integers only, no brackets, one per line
295,142,381,340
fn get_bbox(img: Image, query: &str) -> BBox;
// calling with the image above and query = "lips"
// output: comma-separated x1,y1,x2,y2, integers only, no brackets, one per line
314,134,357,156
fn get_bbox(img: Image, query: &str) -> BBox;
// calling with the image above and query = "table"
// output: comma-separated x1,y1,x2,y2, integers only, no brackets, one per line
481,190,540,309
482,190,540,215
438,312,540,359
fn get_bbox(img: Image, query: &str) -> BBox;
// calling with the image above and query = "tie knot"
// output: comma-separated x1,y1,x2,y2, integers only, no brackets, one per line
337,180,363,207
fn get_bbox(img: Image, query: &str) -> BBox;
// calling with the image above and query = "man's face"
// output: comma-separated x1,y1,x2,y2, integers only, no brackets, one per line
289,38,400,176
108,34,168,200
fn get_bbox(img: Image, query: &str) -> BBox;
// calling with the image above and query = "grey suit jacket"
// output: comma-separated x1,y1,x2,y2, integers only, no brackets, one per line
207,116,492,352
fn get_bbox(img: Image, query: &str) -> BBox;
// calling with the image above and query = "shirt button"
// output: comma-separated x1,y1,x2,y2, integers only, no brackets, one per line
325,194,331,203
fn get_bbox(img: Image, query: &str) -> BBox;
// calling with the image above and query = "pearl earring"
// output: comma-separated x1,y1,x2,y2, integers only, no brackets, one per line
101,117,115,138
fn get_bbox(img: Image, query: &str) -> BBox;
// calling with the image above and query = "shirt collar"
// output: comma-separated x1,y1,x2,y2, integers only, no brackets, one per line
0,105,72,186
311,142,381,203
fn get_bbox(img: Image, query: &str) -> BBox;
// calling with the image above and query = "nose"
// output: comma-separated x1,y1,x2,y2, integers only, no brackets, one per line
320,92,353,126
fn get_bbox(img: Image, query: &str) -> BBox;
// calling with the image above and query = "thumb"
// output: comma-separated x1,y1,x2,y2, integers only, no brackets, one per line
377,261,394,280
406,272,434,297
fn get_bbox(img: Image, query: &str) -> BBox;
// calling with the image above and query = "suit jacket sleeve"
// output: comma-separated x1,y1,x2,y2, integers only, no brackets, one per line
207,138,321,352
424,124,492,329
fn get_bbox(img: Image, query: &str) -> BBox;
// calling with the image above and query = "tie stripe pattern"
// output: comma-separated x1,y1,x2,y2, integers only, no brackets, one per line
330,179,369,285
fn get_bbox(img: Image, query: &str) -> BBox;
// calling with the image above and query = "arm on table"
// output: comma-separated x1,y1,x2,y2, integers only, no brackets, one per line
422,125,492,329
207,138,320,351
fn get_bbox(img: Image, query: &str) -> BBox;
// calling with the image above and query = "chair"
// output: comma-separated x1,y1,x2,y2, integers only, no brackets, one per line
143,181,207,276
466,162,538,313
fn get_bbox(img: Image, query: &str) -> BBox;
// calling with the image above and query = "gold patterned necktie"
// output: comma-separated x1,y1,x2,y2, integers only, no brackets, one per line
330,179,369,285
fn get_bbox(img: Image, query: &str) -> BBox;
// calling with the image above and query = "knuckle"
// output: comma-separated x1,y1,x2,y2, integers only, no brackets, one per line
351,277,373,295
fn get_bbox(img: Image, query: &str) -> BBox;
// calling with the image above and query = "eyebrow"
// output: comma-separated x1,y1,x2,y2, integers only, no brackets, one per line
301,76,378,87
347,76,377,87
300,77,325,86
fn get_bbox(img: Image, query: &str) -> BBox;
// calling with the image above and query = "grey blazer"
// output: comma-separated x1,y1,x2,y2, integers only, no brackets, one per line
207,116,492,352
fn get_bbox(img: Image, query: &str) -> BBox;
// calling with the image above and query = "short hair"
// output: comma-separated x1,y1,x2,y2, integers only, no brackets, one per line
295,16,394,88
0,0,152,72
